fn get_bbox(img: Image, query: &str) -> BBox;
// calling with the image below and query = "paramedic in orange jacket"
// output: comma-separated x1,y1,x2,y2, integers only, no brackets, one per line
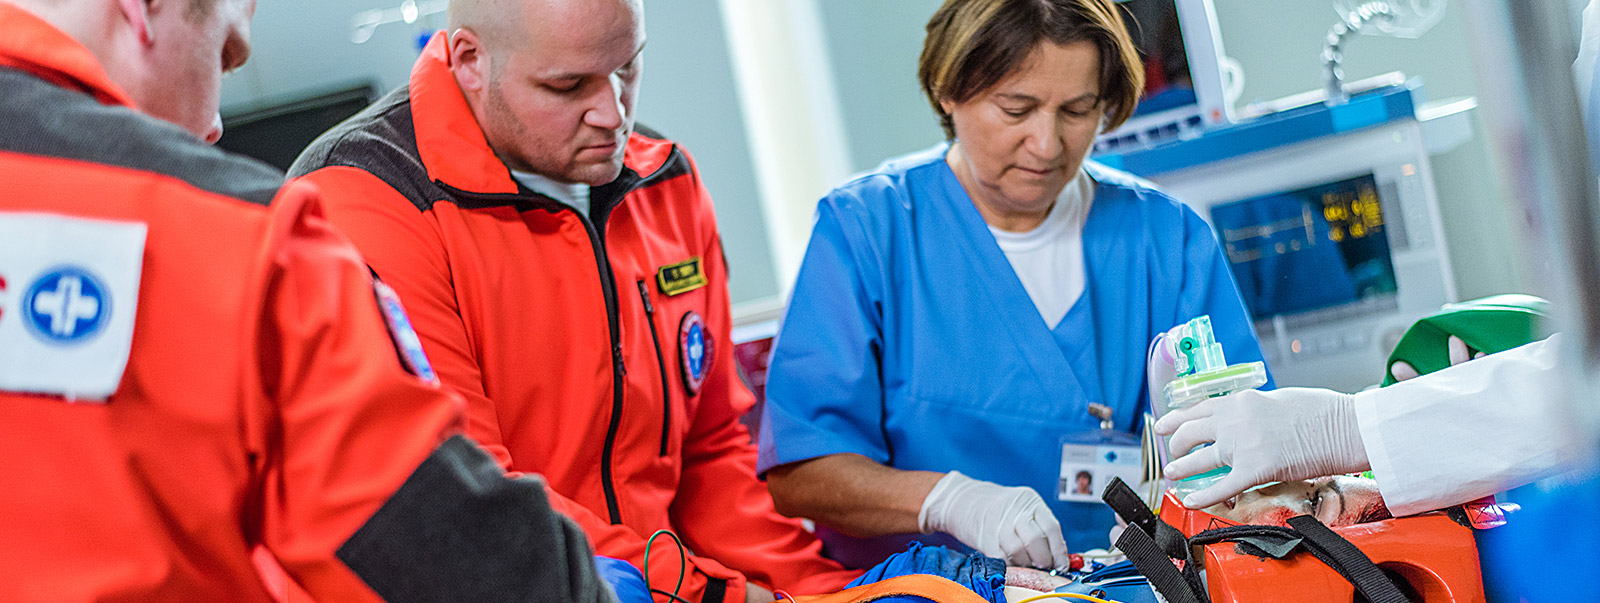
289,0,859,600
0,1,616,601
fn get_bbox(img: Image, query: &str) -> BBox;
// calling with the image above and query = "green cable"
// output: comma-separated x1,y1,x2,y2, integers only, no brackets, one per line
645,529,688,603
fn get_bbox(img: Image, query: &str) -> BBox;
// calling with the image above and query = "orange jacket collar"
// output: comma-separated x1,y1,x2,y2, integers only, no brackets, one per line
409,31,520,195
0,2,136,108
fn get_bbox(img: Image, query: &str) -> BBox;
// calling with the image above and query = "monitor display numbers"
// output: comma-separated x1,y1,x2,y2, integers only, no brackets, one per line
1321,183,1384,244
1210,174,1399,320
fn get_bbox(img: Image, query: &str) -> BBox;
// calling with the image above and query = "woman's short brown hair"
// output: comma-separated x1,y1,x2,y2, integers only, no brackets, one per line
918,0,1145,139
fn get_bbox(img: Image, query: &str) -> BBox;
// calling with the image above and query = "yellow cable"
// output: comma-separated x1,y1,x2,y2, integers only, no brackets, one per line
1013,591,1122,603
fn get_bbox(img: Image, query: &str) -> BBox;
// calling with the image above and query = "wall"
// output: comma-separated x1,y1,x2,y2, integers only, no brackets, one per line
815,0,946,174
220,0,420,110
220,0,779,305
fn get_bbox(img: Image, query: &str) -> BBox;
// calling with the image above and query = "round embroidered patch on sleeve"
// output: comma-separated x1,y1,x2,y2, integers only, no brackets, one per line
678,311,712,396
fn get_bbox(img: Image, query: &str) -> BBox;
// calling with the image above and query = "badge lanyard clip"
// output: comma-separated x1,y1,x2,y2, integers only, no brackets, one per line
1088,402,1115,431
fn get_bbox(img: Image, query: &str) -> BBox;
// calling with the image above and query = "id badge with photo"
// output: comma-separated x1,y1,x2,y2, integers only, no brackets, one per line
1058,429,1142,503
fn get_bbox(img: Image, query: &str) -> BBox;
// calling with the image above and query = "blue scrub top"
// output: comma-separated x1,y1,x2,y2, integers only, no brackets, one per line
756,143,1271,563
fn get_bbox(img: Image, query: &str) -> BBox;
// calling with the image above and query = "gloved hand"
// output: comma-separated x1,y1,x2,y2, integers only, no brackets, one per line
593,556,651,603
1390,335,1483,381
1153,388,1370,509
917,471,1070,570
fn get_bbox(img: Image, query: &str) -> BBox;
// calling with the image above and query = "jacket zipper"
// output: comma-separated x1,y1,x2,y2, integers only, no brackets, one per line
636,280,672,457
578,213,627,526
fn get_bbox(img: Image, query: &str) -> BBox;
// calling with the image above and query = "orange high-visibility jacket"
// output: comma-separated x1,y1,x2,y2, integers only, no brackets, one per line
0,7,613,603
290,32,859,603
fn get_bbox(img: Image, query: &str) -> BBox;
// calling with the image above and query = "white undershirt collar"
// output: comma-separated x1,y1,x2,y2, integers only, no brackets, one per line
511,169,593,217
987,169,1095,328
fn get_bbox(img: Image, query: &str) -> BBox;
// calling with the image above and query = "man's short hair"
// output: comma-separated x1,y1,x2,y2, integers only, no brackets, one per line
446,0,525,53
917,0,1145,139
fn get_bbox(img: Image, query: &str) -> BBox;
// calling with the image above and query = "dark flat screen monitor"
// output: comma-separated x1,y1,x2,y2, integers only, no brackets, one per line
1118,0,1197,118
217,86,376,171
1209,173,1399,320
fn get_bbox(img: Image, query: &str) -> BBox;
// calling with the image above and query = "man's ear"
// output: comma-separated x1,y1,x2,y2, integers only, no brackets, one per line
115,0,155,45
449,29,490,97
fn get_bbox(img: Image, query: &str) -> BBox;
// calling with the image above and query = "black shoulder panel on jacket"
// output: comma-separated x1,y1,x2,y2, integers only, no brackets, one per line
289,86,442,213
338,435,621,603
632,122,667,142
0,69,283,207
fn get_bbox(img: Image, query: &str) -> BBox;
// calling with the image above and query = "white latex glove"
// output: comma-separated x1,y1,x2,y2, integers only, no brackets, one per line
1152,388,1370,509
917,471,1070,569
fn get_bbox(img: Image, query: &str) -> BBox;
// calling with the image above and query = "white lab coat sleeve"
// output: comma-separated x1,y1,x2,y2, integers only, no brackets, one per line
1352,336,1582,516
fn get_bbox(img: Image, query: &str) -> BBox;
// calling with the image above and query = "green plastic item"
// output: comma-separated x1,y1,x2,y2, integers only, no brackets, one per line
1165,363,1270,406
1160,315,1269,499
1380,294,1553,387
1172,316,1229,377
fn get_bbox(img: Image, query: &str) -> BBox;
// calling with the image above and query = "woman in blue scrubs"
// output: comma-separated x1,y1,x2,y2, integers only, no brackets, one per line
756,0,1269,570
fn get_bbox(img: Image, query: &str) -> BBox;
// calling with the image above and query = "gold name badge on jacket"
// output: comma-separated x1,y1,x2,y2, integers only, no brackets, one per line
656,257,707,296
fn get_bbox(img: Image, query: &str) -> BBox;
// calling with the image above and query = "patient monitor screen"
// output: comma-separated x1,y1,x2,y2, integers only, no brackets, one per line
1210,173,1399,320
1118,0,1195,117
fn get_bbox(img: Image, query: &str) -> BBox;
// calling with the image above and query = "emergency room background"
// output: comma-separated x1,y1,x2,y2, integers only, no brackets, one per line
218,0,1582,324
